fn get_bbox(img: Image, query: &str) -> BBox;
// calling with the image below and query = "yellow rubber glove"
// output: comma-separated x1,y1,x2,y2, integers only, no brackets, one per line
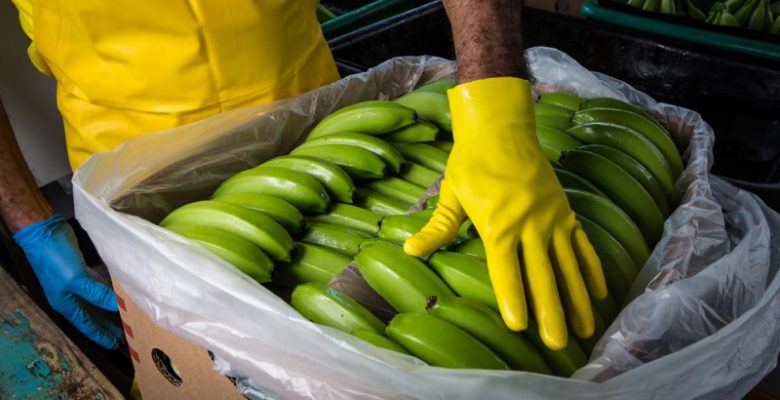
404,77,607,350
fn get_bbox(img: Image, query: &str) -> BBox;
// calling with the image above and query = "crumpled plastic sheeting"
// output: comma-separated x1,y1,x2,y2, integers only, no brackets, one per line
73,48,780,400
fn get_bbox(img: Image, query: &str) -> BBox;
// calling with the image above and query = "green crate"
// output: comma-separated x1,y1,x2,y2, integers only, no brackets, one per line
320,0,420,39
581,0,780,61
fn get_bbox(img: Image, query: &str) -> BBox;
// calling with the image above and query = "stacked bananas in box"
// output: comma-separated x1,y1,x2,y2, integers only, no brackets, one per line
626,0,780,34
160,80,684,376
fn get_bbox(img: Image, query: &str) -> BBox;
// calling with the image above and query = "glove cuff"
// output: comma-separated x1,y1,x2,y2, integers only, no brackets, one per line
13,214,67,248
447,77,535,143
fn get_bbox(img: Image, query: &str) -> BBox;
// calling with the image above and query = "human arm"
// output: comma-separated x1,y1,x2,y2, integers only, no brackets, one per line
403,0,608,350
0,99,121,349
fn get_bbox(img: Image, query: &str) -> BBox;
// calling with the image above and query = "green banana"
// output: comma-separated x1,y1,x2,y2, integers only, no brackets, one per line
211,193,304,233
261,155,355,203
564,188,650,267
523,318,588,377
425,195,439,210
351,329,410,355
413,78,457,94
449,238,486,260
772,11,780,33
427,251,498,311
642,0,660,12
553,167,609,198
705,9,718,22
535,103,575,119
579,144,670,216
735,0,758,26
308,203,382,236
660,0,677,14
770,0,780,15
366,177,426,204
291,282,385,334
725,0,748,12
747,0,769,30
308,101,416,140
164,224,274,283
572,108,683,178
356,188,412,216
161,200,294,261
355,240,454,313
409,209,434,220
395,143,449,173
381,120,439,143
427,296,551,373
379,214,427,244
575,308,606,356
560,150,665,246
394,91,452,131
213,166,330,213
538,92,582,111
297,132,405,174
537,126,584,165
593,291,619,325
431,140,454,153
578,215,637,304
565,122,675,197
579,98,661,129
386,313,509,370
684,0,707,19
456,219,479,240
273,243,351,287
400,162,441,188
291,144,388,180
628,0,645,7
535,115,572,131
718,9,742,25
315,3,337,22
300,222,371,257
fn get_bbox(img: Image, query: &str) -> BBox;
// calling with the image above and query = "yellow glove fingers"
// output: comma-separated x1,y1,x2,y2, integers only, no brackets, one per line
572,227,608,300
404,180,466,257
552,229,595,339
485,237,528,332
522,235,568,350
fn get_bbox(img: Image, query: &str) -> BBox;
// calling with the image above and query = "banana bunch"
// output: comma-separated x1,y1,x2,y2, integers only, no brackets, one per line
626,0,780,35
626,0,707,18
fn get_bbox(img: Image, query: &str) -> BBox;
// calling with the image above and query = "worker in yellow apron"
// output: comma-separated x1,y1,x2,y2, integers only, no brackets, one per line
4,0,603,356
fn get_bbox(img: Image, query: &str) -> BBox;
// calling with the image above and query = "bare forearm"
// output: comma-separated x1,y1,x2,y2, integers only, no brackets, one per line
444,0,528,83
0,100,52,232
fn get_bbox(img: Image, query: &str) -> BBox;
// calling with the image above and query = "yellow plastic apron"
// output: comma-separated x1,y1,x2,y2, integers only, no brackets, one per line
12,0,339,169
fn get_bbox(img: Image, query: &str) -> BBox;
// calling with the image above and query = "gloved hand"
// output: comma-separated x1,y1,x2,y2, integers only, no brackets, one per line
14,215,122,349
404,77,607,350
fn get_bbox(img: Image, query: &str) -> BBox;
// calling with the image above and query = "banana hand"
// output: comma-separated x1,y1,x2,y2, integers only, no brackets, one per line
403,77,607,350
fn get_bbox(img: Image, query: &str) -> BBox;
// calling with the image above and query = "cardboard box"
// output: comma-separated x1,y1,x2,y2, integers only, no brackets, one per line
114,284,243,400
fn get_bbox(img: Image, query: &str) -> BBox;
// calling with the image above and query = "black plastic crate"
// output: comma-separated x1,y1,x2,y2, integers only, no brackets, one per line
330,1,780,209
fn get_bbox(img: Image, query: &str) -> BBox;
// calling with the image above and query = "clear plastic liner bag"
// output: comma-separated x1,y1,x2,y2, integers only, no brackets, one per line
73,47,780,400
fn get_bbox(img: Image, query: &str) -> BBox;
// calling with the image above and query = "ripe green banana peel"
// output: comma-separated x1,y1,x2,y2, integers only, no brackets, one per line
211,193,305,234
386,313,510,370
213,166,331,213
427,296,552,373
273,242,351,288
394,91,452,131
291,143,389,180
301,222,372,257
260,155,356,204
560,150,665,246
428,251,499,311
572,108,683,178
298,132,405,174
351,329,411,355
355,240,453,314
565,188,650,267
291,282,385,335
165,224,274,283
161,200,294,261
308,100,416,139
308,203,382,236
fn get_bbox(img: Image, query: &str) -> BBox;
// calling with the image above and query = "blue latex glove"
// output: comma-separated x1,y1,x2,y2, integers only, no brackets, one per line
14,215,122,349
